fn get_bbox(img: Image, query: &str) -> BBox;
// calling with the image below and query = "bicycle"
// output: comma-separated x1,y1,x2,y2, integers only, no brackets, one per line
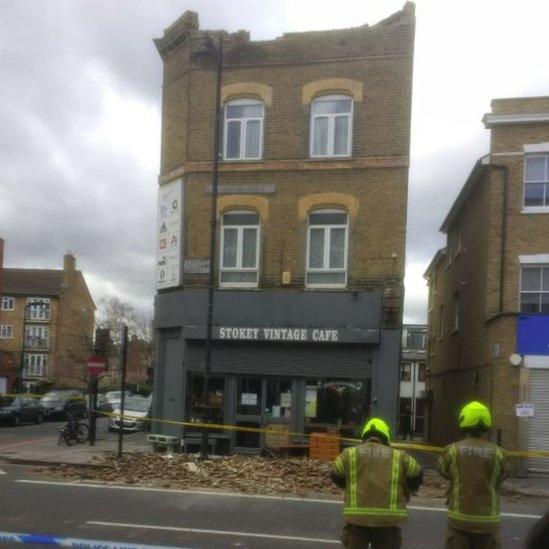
58,413,90,446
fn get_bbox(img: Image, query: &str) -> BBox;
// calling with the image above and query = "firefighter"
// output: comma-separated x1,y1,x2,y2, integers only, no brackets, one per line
331,417,424,548
438,401,507,549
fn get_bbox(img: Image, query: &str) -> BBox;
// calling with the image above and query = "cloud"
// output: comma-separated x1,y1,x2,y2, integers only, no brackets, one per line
1,0,548,326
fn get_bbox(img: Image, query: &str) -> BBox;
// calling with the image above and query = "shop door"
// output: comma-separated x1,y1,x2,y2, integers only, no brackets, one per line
527,369,549,473
235,377,263,452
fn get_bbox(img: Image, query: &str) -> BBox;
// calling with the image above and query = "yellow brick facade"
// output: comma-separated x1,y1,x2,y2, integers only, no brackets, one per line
425,97,549,452
156,5,415,322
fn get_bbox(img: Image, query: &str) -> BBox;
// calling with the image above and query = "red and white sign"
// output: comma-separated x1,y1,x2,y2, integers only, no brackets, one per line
86,355,106,376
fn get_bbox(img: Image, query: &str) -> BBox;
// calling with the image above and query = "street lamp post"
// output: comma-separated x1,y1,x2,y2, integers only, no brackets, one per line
195,35,224,459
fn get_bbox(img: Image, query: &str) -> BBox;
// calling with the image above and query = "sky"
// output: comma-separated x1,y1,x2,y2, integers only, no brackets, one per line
1,0,549,323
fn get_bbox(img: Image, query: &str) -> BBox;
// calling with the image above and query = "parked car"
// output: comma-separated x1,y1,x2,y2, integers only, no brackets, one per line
108,396,149,432
0,396,43,425
39,390,87,420
104,390,133,410
85,393,112,413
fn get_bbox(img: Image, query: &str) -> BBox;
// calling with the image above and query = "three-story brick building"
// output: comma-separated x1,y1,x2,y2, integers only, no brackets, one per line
0,253,95,391
425,96,549,472
153,5,415,452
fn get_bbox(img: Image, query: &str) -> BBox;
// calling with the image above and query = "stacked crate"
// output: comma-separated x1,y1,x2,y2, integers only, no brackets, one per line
309,432,341,461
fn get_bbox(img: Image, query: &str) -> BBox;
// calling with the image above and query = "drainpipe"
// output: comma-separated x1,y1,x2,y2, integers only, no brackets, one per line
491,164,509,314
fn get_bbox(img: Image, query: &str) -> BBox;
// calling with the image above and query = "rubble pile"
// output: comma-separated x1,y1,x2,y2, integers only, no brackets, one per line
47,453,449,499
51,453,342,497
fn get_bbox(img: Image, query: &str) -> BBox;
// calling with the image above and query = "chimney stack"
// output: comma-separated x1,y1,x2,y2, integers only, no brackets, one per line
62,252,76,287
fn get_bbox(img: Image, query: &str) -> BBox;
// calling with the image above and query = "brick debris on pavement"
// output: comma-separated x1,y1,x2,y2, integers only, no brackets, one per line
40,453,450,499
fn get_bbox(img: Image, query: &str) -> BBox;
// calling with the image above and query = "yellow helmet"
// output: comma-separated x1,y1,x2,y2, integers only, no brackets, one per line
360,418,391,443
459,401,492,430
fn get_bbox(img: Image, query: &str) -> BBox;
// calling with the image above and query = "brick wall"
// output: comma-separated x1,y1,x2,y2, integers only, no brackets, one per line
156,5,415,325
426,96,549,449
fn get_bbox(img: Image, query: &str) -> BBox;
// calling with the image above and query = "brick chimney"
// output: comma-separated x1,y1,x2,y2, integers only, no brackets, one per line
62,252,76,287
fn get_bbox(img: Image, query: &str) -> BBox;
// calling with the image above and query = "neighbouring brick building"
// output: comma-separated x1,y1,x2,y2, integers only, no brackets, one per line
399,324,427,437
0,253,95,391
424,96,549,472
152,5,415,452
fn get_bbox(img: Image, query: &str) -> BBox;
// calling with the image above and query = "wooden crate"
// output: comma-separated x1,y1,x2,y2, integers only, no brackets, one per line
309,432,341,461
265,423,291,448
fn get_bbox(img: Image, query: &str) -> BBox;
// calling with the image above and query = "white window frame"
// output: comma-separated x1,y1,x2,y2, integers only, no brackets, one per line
0,325,13,339
23,353,48,377
26,297,50,321
523,154,549,213
219,211,260,288
223,99,264,161
306,209,349,289
24,325,50,350
519,263,549,314
1,296,14,311
309,95,353,159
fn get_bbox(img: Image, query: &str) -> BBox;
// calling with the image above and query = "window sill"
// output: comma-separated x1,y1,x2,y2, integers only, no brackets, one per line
307,156,353,162
521,207,549,214
218,285,259,291
304,286,348,291
221,158,263,164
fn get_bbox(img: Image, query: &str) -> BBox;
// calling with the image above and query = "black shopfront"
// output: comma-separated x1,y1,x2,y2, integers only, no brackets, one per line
153,290,400,453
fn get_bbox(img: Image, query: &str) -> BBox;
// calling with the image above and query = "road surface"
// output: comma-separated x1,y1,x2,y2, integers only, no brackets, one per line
0,463,543,548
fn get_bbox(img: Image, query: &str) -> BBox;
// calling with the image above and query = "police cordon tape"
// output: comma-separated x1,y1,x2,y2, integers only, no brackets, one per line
0,530,185,548
96,410,549,459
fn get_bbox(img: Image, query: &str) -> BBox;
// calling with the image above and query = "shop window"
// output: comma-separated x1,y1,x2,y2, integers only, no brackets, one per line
220,211,260,287
401,363,412,381
304,380,367,431
186,373,225,425
310,95,353,158
236,377,262,416
265,379,292,420
224,99,264,160
306,209,348,287
520,264,549,313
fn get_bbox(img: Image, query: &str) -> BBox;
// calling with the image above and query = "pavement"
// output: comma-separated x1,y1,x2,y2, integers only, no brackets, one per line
2,422,549,500
0,462,545,549
0,418,148,466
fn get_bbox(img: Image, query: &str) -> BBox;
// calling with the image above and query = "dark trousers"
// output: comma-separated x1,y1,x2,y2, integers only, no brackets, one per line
342,523,402,549
446,526,501,549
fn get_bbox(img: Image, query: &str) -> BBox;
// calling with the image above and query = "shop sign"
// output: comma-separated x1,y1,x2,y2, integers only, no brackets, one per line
217,326,340,342
515,403,534,418
183,259,210,274
241,393,258,406
156,179,183,290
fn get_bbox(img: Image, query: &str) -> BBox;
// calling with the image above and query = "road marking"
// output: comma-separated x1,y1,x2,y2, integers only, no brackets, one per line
88,521,340,545
0,469,6,475
16,480,543,520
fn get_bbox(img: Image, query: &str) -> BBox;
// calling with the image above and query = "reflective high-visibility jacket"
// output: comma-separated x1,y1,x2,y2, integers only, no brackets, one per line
332,441,422,527
437,437,507,534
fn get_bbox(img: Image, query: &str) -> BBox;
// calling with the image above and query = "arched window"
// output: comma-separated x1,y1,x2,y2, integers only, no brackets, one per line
306,209,348,287
310,95,353,158
223,99,264,160
220,211,260,286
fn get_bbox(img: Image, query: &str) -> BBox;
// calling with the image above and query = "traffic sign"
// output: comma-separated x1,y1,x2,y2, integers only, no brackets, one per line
86,355,106,376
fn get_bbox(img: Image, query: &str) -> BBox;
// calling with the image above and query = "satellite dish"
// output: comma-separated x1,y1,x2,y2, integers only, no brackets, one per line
509,353,522,367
